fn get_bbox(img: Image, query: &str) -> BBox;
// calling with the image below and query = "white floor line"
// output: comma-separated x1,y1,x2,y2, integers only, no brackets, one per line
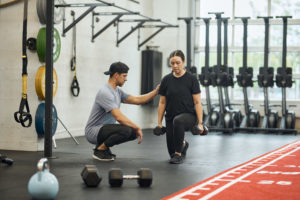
167,143,300,200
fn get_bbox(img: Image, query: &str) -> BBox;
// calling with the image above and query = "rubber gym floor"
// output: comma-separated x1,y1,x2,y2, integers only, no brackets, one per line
0,130,299,200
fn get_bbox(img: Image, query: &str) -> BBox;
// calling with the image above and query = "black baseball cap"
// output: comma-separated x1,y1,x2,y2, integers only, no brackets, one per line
104,62,129,76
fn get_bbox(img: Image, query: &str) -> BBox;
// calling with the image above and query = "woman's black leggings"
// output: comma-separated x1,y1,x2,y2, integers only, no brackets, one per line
165,113,197,156
97,124,137,148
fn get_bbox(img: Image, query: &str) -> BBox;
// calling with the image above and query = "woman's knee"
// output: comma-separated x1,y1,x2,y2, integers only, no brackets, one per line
173,113,196,130
173,115,185,128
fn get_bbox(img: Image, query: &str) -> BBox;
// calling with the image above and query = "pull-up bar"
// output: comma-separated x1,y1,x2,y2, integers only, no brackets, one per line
91,11,139,42
92,1,178,48
62,6,97,36
55,2,111,36
137,24,178,50
116,18,161,46
56,3,108,8
95,0,174,26
118,19,161,22
58,0,178,49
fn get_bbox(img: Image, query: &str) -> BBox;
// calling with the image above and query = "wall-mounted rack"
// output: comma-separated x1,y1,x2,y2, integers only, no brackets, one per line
56,0,178,49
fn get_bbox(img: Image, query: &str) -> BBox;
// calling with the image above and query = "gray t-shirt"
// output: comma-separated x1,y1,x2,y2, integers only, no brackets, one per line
85,83,129,144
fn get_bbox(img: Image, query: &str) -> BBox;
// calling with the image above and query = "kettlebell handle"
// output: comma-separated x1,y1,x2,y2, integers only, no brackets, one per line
37,158,49,171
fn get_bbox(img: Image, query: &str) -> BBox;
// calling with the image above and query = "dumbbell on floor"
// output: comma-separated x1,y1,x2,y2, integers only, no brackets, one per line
0,154,14,166
191,125,209,136
81,165,102,187
153,126,166,136
109,168,153,187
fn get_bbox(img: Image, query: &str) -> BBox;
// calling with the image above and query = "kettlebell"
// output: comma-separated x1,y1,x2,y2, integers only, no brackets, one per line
28,158,59,200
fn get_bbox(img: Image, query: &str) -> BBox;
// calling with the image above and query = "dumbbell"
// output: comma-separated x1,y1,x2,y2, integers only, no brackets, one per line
191,125,208,136
0,154,13,166
109,168,153,187
153,126,166,136
81,165,102,187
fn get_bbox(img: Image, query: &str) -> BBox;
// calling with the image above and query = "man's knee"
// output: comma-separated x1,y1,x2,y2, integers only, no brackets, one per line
128,128,137,140
120,126,136,140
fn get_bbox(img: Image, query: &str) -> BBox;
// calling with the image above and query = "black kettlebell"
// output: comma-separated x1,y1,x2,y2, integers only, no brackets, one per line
191,125,208,136
153,126,166,136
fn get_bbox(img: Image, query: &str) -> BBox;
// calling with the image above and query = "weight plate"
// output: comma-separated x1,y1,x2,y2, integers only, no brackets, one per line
53,28,61,62
35,103,58,137
36,0,64,24
35,65,58,100
41,0,47,24
109,168,123,187
36,27,61,63
36,0,46,24
36,28,46,62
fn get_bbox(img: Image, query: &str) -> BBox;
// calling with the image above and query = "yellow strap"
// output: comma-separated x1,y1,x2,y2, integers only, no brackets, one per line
22,74,27,96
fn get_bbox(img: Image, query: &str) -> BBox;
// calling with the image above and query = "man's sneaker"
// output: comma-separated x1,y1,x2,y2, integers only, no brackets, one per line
93,149,114,161
169,154,184,164
107,147,116,158
181,141,189,157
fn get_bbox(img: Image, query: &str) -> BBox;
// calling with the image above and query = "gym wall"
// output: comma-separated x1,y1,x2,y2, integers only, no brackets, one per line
0,0,189,151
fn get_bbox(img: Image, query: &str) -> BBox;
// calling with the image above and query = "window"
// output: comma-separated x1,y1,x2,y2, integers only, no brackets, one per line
200,0,232,17
233,52,264,72
234,25,265,47
286,52,300,73
196,0,300,102
271,0,300,18
235,0,268,18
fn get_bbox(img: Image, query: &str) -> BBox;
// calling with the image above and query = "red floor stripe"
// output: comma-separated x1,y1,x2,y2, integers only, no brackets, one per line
162,139,300,200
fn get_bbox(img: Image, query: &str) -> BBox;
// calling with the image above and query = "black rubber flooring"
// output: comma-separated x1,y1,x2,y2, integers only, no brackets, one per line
0,130,299,200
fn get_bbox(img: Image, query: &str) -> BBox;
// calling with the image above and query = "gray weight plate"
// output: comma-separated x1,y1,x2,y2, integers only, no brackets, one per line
42,0,47,24
36,0,64,24
36,0,46,24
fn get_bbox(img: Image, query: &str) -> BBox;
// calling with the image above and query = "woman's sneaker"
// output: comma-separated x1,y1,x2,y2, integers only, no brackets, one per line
93,149,114,161
181,141,189,157
169,154,183,164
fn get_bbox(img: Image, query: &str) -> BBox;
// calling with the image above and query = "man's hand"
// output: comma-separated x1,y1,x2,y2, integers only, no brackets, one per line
155,84,160,94
136,128,143,144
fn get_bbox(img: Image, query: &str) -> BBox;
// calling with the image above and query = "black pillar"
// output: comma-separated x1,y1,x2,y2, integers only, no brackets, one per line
45,0,54,157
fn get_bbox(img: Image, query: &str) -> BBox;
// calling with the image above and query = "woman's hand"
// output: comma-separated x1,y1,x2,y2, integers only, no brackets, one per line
198,123,204,133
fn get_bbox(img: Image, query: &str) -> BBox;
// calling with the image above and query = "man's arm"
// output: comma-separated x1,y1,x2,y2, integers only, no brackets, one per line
110,108,143,143
192,93,204,129
157,96,166,127
123,85,160,105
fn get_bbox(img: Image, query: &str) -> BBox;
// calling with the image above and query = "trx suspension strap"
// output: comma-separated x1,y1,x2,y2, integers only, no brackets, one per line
14,0,32,127
70,10,80,97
